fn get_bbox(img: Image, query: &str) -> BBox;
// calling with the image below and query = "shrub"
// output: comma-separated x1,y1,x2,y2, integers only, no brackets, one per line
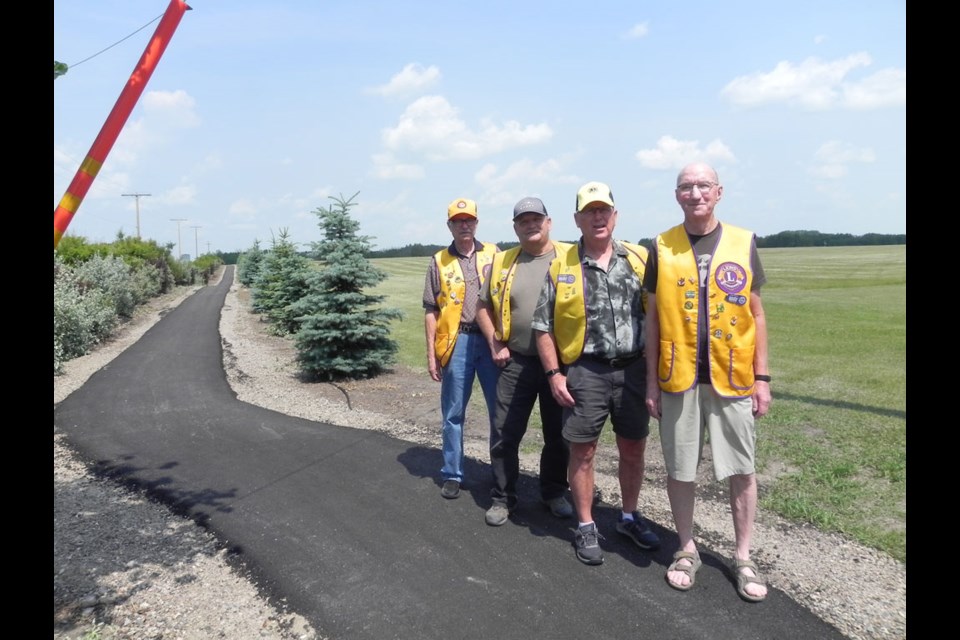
74,254,140,318
53,253,119,374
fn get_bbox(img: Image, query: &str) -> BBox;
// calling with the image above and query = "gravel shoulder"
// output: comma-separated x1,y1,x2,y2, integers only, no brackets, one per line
53,269,906,640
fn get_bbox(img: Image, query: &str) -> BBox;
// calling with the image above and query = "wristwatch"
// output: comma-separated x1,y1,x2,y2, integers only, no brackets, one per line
754,374,772,382
545,368,561,377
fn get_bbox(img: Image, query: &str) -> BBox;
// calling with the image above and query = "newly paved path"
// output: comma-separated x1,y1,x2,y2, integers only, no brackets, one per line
55,267,848,640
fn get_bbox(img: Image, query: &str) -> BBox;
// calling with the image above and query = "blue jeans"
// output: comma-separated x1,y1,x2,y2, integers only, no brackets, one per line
440,331,499,483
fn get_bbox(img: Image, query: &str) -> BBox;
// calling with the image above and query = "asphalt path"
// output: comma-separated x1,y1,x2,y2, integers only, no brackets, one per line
55,266,848,640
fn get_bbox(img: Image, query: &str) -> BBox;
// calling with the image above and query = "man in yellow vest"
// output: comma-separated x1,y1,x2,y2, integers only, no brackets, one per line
422,198,500,500
476,197,573,526
533,182,660,565
644,162,771,602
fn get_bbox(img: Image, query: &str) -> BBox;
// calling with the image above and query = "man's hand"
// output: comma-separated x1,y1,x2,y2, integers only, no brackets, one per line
490,339,511,368
752,381,771,418
428,356,441,382
645,383,662,420
549,373,575,408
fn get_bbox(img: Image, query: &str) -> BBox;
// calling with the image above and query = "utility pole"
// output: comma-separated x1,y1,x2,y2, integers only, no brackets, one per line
170,218,187,260
121,193,151,238
190,225,201,259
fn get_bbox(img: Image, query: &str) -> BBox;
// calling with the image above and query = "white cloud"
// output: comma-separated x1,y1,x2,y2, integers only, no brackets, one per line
624,22,649,39
163,184,197,205
808,141,875,179
142,89,201,127
368,63,441,98
474,157,578,207
199,153,223,171
814,35,827,45
382,95,553,160
841,68,906,109
372,152,425,180
721,53,905,110
229,198,258,219
635,135,736,170
100,89,201,169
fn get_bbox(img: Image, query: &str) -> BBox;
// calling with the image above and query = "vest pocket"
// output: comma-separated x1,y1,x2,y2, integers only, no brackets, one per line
725,344,756,391
658,340,676,383
435,332,454,365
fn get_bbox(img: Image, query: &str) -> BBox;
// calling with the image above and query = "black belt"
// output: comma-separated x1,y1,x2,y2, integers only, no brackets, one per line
459,323,481,334
582,352,642,368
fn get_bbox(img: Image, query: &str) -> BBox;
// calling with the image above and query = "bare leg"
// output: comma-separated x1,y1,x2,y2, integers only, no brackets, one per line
616,435,646,513
730,473,767,599
569,440,598,523
666,477,697,588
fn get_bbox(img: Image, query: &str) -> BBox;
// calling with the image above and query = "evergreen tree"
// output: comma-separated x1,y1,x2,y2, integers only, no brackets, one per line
250,230,312,335
293,193,402,380
236,240,266,286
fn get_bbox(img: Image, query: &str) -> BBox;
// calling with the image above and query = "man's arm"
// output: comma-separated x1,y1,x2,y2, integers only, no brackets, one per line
644,292,662,420
422,259,443,382
476,302,510,367
536,330,575,408
750,291,771,418
424,309,441,382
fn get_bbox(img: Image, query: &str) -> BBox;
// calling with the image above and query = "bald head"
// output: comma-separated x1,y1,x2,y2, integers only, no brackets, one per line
677,162,718,186
675,162,723,233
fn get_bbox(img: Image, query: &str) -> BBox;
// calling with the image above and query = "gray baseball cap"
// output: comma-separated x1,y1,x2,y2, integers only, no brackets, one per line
512,197,549,220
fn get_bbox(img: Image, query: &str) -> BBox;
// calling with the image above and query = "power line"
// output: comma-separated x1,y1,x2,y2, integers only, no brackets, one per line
66,12,164,70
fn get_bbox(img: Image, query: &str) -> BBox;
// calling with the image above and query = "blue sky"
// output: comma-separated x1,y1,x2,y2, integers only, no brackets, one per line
54,1,906,257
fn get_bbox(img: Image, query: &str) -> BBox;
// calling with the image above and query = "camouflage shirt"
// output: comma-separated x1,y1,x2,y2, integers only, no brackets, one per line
532,239,644,359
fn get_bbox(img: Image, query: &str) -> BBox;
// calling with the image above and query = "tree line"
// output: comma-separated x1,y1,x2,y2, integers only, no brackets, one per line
365,231,904,259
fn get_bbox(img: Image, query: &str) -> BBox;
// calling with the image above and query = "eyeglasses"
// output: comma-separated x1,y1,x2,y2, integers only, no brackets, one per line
578,205,613,216
676,182,717,195
449,217,477,225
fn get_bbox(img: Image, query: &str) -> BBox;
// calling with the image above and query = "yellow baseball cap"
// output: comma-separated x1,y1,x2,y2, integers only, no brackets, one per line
576,182,615,212
447,198,478,219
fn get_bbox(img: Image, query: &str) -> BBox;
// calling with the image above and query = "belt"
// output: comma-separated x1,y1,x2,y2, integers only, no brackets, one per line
459,323,481,334
582,352,642,368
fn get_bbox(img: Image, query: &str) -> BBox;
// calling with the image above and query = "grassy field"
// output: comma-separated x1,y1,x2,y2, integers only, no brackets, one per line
369,245,907,563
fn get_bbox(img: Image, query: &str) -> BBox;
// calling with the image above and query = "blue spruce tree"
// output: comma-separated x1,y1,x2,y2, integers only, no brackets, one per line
250,229,312,335
293,193,403,380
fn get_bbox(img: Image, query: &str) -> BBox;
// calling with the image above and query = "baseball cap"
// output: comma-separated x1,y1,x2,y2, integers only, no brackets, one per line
447,198,478,219
512,197,548,220
576,181,615,212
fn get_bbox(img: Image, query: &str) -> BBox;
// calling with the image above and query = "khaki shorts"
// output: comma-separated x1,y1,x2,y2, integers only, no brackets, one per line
659,384,755,482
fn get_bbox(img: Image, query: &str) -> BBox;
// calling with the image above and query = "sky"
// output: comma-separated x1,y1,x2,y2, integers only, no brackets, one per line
54,1,906,257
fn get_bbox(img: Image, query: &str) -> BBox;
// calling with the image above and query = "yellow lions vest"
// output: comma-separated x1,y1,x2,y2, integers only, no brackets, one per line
548,241,648,365
433,243,497,366
489,241,572,342
654,223,756,397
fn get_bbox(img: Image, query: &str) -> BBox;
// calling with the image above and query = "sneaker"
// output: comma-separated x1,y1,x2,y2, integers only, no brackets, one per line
441,479,461,499
616,512,660,550
485,503,510,526
574,522,604,565
542,495,574,519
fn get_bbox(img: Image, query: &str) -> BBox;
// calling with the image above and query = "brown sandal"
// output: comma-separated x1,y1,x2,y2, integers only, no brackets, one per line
733,558,767,603
665,550,702,591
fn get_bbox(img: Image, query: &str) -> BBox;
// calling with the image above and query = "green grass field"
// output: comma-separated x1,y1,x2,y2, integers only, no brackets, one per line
369,245,907,563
